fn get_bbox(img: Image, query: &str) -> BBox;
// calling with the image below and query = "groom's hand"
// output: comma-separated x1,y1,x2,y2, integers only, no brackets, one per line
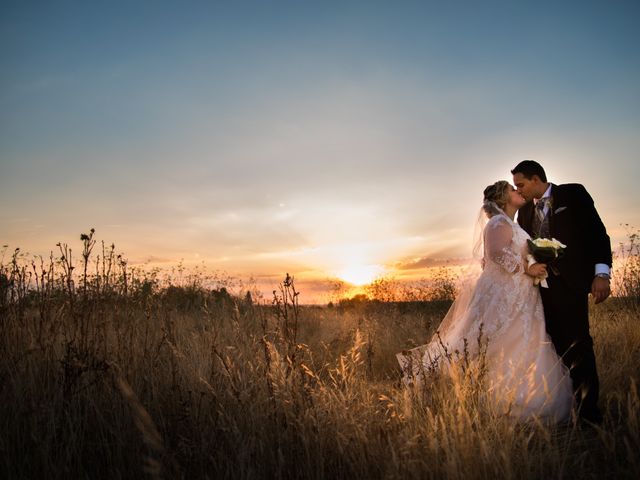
591,277,611,304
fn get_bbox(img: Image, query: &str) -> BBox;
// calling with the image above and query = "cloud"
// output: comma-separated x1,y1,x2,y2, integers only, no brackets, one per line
395,255,470,271
396,256,440,270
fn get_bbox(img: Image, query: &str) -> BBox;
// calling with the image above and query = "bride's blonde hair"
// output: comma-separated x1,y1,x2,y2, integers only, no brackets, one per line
482,180,510,216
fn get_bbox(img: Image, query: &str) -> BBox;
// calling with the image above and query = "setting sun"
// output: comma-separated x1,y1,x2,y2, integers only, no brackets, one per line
337,264,384,286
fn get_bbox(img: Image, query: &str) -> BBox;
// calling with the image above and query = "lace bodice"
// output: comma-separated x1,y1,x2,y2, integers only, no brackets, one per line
483,214,529,274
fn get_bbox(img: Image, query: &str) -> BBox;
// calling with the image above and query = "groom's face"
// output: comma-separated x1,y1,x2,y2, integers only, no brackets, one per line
512,173,538,202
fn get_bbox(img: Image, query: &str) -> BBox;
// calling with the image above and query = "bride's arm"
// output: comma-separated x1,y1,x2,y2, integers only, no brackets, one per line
484,219,524,274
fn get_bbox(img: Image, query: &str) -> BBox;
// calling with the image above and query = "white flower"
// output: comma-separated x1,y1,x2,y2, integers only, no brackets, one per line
528,238,567,288
532,238,566,249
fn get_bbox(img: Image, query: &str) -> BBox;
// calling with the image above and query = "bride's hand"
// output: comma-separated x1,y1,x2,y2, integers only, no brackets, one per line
527,263,547,278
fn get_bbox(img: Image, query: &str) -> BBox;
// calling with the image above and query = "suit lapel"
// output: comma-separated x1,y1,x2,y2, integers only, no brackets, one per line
548,184,557,235
519,202,535,236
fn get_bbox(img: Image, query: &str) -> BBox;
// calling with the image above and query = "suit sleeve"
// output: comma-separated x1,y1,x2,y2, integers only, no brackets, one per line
573,185,612,267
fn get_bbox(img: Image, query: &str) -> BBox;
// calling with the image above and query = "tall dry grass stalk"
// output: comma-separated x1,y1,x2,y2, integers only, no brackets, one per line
0,232,639,479
613,225,640,311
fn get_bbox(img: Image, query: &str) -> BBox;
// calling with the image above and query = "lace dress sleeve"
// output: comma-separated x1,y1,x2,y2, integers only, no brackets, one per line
484,217,524,274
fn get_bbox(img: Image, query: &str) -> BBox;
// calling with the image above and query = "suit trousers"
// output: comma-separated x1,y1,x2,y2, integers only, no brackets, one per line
540,274,601,422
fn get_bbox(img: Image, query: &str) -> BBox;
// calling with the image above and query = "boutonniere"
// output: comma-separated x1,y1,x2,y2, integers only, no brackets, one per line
554,206,567,214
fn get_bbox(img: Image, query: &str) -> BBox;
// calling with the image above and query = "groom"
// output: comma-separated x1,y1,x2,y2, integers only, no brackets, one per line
511,160,612,423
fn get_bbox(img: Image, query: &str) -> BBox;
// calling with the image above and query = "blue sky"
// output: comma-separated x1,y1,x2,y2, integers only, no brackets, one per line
1,0,639,298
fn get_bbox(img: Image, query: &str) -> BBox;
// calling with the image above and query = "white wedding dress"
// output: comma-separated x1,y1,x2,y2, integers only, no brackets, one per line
397,213,573,422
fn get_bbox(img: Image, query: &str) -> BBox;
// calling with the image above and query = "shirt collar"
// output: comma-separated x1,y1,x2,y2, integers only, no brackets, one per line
534,183,553,204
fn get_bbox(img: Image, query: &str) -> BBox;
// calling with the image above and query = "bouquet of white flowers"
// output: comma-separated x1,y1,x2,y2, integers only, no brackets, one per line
527,238,566,288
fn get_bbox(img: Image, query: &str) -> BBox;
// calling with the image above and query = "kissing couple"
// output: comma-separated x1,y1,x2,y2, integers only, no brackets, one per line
397,160,612,424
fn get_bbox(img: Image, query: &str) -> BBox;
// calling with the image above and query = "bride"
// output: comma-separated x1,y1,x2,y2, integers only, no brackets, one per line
397,181,573,422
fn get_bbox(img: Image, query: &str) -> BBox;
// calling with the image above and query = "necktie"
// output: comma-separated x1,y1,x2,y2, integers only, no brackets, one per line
535,198,547,224
533,197,549,237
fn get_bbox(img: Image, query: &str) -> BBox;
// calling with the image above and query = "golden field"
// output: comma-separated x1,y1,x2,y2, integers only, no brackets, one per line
1,232,639,479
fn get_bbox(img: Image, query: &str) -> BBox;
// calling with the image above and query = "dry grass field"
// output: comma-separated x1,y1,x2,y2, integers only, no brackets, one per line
1,231,639,479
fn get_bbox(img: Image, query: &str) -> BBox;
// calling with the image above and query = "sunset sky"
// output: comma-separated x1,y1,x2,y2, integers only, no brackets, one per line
2,1,639,302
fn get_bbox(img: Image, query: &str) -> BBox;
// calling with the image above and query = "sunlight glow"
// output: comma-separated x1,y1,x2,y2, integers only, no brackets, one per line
337,264,384,286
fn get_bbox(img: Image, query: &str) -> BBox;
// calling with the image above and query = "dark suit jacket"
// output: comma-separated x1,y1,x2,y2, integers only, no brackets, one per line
517,183,612,294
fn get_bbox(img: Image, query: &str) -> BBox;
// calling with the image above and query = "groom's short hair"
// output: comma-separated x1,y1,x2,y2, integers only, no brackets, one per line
511,160,547,182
